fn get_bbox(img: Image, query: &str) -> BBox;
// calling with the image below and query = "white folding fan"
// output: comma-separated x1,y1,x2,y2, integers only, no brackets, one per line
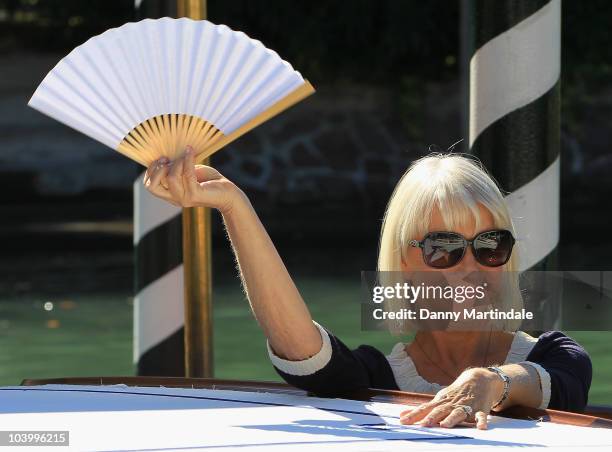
28,17,315,167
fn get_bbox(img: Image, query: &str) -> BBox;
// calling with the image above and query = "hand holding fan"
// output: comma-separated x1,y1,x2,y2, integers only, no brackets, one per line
28,17,315,167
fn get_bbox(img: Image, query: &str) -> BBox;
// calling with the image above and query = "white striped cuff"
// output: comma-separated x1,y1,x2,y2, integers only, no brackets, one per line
522,361,551,409
266,321,332,376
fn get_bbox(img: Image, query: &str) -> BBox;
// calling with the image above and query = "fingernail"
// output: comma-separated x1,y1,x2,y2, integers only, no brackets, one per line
185,147,191,154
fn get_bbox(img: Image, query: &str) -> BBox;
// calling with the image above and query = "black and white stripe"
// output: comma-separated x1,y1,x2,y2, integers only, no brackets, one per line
468,0,561,271
133,172,185,376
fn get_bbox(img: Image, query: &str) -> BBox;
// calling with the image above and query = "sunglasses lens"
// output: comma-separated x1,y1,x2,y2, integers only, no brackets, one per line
473,230,514,267
423,232,466,268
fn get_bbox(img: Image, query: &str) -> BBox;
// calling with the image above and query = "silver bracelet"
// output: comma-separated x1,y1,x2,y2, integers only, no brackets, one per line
487,366,511,409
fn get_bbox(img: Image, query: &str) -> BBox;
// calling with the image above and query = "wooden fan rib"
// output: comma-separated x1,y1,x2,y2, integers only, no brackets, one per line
119,117,163,166
129,124,157,162
187,119,210,157
170,114,178,155
122,132,153,161
118,114,222,167
153,115,168,156
176,114,187,154
117,140,149,167
141,118,165,157
120,119,163,165
161,114,173,157
199,128,225,154
190,120,217,157
198,123,222,149
183,115,202,151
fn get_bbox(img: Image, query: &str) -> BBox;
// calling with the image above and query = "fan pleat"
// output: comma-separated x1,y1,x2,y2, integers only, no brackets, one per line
206,32,248,129
32,92,117,150
183,20,205,115
216,53,283,132
139,25,160,120
199,24,229,126
101,38,147,130
115,27,155,122
230,71,301,132
147,20,170,120
90,36,141,130
177,19,192,114
189,22,215,120
65,52,130,138
79,46,137,136
41,78,123,147
209,37,259,131
51,62,125,141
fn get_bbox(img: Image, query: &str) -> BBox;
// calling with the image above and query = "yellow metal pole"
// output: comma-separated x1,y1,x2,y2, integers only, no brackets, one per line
177,0,206,19
177,0,212,378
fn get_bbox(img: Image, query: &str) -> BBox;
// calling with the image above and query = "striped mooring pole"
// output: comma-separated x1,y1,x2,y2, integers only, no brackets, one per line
133,179,185,375
467,0,561,272
133,0,212,377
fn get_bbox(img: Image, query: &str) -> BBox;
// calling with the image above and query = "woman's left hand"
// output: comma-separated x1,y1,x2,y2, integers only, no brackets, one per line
399,368,504,430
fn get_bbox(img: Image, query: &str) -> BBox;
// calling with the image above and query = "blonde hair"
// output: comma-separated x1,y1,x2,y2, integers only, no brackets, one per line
376,152,522,332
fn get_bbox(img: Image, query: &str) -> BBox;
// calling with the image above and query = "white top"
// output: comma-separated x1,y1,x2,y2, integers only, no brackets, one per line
267,321,551,409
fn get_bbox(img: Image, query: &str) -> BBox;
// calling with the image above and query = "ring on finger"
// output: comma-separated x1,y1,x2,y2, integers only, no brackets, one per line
457,405,473,417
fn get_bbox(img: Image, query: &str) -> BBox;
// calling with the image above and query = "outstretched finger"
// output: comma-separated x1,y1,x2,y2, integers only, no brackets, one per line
149,161,170,192
475,411,489,430
183,146,199,193
167,151,186,200
144,158,164,187
400,400,441,424
439,407,469,428
142,157,170,186
145,164,179,206
418,405,453,427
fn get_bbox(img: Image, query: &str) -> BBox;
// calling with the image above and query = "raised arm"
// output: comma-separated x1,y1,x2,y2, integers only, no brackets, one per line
143,147,321,361
220,184,323,360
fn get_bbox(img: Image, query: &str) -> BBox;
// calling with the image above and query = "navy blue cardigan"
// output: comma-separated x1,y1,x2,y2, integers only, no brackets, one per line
271,328,592,413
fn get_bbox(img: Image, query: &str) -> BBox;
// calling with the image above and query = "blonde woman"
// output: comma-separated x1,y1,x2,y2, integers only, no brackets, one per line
144,147,591,429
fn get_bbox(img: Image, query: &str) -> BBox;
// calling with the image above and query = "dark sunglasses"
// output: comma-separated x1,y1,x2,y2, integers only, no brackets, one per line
408,229,516,269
